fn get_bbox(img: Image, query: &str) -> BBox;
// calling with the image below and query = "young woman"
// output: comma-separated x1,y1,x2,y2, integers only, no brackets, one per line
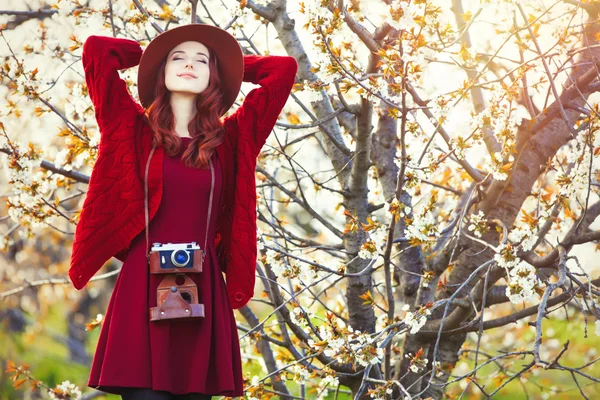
69,24,298,400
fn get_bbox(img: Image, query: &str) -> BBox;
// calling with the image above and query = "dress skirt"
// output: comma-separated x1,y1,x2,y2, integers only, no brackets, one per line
87,136,244,397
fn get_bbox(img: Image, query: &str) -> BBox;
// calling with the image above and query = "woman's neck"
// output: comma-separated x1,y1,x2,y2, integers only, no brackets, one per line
170,92,197,138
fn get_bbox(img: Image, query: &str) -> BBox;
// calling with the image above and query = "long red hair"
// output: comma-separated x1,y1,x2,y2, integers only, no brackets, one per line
143,44,226,169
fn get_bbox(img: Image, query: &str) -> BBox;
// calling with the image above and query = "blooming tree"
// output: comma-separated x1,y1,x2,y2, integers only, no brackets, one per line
2,0,600,399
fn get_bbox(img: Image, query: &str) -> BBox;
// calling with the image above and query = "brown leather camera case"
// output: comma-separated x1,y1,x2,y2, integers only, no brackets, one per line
149,274,205,321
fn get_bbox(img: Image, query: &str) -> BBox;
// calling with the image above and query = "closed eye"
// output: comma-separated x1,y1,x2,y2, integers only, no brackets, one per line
173,57,207,64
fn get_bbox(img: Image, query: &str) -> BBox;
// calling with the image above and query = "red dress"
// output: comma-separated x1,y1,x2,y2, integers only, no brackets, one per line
88,136,244,397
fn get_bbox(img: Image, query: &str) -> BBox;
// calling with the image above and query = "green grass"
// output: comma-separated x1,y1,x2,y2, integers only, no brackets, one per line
0,301,116,399
443,313,600,399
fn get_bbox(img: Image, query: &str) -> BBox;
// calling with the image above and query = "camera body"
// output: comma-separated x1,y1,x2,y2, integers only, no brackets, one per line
148,241,206,322
149,242,204,274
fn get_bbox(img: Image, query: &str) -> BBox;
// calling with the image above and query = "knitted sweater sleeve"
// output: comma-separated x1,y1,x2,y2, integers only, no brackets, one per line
226,54,298,157
82,35,144,140
217,54,297,309
68,36,143,290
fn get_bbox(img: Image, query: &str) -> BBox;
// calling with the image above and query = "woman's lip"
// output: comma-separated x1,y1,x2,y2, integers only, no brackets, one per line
178,74,197,78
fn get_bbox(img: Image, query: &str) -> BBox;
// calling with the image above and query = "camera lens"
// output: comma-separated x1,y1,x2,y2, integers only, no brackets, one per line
171,249,190,267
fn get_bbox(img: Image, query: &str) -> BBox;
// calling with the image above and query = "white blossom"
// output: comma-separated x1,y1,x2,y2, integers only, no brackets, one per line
504,261,540,304
323,336,345,358
494,243,520,269
556,137,592,200
321,373,339,388
493,115,519,149
358,242,378,260
483,152,509,181
265,248,285,275
404,209,438,242
172,2,192,21
51,0,73,18
508,225,538,252
469,108,492,131
387,0,423,31
370,225,388,250
256,226,265,252
467,210,488,238
430,94,451,120
48,380,82,400
289,306,314,328
290,364,312,384
403,307,431,334
54,148,71,171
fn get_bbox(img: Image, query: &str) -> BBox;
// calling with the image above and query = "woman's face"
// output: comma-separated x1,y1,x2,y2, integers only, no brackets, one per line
164,41,211,95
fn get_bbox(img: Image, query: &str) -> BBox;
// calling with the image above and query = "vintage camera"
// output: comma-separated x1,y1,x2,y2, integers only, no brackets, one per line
148,241,206,322
149,242,205,274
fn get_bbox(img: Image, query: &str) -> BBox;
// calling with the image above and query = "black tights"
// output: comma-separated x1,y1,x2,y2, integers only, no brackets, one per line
120,387,212,400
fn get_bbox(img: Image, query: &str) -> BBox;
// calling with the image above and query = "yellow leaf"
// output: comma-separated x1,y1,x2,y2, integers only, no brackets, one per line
286,113,300,125
13,378,27,389
520,210,538,226
461,10,472,22
564,206,576,220
459,43,470,61
29,67,39,80
358,290,373,305
158,4,176,21
34,107,47,117
6,360,16,373
500,162,513,172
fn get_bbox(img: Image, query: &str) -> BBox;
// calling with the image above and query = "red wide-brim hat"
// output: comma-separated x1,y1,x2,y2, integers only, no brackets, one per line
137,23,243,115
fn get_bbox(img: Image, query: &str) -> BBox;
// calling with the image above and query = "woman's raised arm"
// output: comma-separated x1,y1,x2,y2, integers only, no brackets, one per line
82,35,144,140
222,53,298,157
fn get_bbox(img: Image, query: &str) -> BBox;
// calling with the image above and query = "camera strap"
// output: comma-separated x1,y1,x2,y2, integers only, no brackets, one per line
143,139,215,264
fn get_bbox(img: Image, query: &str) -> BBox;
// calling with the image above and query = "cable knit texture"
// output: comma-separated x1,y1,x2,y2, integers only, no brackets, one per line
69,35,298,309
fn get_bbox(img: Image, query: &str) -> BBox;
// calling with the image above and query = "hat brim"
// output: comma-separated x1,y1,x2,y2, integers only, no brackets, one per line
137,23,243,115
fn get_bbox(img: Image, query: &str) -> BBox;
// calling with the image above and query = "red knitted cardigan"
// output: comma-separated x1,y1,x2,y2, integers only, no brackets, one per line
68,35,297,309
